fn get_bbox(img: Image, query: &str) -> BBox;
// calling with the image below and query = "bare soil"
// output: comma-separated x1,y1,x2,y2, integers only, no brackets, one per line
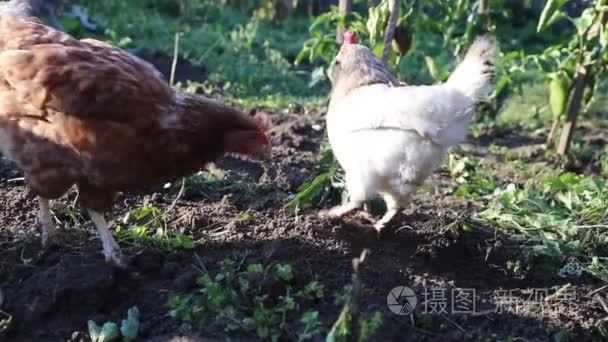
0,107,604,342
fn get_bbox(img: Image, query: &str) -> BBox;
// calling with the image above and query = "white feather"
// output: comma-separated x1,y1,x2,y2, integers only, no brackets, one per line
327,36,496,210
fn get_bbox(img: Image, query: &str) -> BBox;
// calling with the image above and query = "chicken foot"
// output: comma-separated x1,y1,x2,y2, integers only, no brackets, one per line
356,203,375,222
88,210,126,268
374,192,408,232
320,200,364,219
38,197,56,247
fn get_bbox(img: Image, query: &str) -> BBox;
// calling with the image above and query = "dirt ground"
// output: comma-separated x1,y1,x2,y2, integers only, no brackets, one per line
0,103,605,341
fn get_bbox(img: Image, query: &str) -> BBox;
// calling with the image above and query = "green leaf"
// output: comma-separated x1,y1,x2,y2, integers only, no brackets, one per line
552,329,571,342
301,310,320,325
88,320,102,342
275,264,295,282
424,56,440,82
326,305,351,342
572,8,597,36
120,306,140,342
537,0,567,32
286,171,332,209
98,322,120,342
359,311,383,342
247,263,264,275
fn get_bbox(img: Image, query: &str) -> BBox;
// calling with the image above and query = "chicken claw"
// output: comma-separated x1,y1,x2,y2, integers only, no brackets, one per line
319,201,363,220
373,194,402,232
103,246,127,268
318,208,339,219
89,210,127,268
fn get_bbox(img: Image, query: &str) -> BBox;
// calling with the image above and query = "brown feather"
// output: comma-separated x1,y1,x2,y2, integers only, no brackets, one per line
0,13,271,212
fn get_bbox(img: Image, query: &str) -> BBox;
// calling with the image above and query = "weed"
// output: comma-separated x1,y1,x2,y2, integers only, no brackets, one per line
88,306,140,342
166,255,325,340
275,263,295,282
115,206,194,252
479,172,608,280
298,310,322,341
287,146,345,210
447,154,502,201
176,171,258,198
327,250,383,342
600,154,608,177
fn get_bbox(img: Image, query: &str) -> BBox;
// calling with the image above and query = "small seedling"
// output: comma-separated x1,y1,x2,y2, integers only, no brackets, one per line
115,205,194,252
287,147,345,210
87,306,140,342
297,281,325,300
327,250,383,342
275,264,295,282
479,172,608,281
447,154,502,200
88,321,120,342
166,255,326,340
120,306,140,342
299,310,322,341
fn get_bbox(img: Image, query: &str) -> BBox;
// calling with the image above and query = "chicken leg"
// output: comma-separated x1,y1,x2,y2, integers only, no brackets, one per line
88,210,126,268
374,190,413,231
373,193,401,231
322,200,364,219
38,196,56,247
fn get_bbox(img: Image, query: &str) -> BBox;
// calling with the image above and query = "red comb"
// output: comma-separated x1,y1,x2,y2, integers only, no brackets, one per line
343,30,357,44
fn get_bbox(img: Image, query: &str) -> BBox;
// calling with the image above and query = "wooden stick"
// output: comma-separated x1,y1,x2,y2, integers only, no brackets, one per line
557,66,587,155
169,32,181,87
381,0,400,66
546,118,559,147
588,284,608,297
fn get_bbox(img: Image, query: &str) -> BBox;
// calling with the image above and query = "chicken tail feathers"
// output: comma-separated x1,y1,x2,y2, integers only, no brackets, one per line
446,36,497,102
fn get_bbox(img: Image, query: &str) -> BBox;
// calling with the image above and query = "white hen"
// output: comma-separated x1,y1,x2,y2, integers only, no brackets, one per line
323,31,496,231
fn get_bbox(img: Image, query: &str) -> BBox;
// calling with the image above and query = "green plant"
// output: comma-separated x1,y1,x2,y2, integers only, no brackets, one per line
88,306,140,342
114,205,194,251
600,153,608,176
479,172,608,280
166,255,326,340
535,0,608,154
296,5,345,66
275,264,295,282
299,310,322,341
74,0,324,107
447,154,502,200
175,170,260,198
326,250,382,342
287,147,345,210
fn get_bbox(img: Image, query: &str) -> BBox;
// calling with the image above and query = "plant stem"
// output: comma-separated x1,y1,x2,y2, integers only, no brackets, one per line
478,0,488,14
381,0,400,66
546,118,560,147
170,31,181,87
557,66,587,156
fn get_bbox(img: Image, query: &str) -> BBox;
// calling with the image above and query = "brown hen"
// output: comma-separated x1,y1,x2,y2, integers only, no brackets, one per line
0,1,272,267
